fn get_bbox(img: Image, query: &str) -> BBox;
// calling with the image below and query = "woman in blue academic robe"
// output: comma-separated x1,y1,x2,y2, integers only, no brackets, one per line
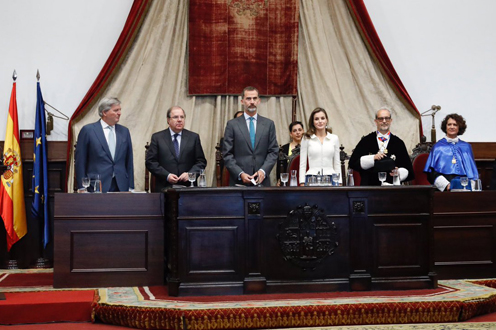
424,113,478,191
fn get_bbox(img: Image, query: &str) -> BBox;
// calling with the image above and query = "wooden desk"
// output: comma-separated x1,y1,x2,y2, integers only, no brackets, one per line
53,193,164,288
165,186,437,296
433,190,496,279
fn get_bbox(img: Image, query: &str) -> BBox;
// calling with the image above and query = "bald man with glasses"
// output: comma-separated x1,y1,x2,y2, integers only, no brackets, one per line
349,108,414,186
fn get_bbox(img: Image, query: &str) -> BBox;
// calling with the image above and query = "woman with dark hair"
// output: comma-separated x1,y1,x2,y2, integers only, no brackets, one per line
424,113,478,191
299,108,341,185
281,121,304,158
233,110,244,119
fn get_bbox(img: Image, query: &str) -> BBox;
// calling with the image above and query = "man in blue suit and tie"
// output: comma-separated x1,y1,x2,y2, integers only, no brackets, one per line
75,97,134,193
222,86,279,186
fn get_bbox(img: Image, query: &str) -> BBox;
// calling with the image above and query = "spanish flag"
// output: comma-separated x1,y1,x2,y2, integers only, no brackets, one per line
0,82,27,251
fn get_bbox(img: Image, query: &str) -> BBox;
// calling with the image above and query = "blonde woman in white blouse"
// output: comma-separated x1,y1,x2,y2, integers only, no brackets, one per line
299,107,341,186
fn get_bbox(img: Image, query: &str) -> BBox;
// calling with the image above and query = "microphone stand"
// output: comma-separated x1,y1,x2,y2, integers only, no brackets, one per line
421,105,441,142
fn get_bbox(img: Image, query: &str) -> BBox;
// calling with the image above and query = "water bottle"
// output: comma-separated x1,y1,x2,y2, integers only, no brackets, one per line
348,172,354,186
392,168,400,186
290,170,298,186
198,169,207,187
94,174,102,193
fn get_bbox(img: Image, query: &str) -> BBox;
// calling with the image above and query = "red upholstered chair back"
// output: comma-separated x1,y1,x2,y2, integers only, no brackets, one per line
287,155,301,181
411,153,430,185
221,167,230,186
287,155,311,184
351,169,361,186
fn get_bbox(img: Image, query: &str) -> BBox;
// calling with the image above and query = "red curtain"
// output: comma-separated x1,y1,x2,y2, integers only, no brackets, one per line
188,0,299,96
346,0,422,134
65,0,152,189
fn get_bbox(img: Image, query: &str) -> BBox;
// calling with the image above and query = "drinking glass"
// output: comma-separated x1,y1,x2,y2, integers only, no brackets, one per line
316,174,322,186
322,175,330,186
460,176,469,190
280,173,289,186
81,177,90,193
378,172,387,186
332,173,340,186
188,172,197,187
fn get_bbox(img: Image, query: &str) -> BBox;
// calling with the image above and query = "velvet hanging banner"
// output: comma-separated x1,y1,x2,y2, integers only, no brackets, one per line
188,0,299,96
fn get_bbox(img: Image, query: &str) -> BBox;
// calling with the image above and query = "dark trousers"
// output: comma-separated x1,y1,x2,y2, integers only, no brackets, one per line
108,177,120,192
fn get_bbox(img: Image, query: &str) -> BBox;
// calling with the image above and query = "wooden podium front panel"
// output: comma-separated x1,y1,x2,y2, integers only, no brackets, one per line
54,193,164,288
261,189,350,288
165,186,436,296
433,191,496,279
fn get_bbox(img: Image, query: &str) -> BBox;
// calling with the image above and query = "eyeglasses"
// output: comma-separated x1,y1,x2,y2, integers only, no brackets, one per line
376,117,391,121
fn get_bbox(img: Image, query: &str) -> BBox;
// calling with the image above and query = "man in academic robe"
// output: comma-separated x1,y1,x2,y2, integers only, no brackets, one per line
349,108,414,186
222,86,279,186
75,97,134,193
145,106,207,191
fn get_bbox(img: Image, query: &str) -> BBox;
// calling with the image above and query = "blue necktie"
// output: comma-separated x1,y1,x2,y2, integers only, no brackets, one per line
173,133,180,157
249,117,255,149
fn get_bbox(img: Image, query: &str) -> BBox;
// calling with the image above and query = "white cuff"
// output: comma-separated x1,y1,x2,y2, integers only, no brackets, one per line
360,155,375,170
398,167,408,182
434,175,450,191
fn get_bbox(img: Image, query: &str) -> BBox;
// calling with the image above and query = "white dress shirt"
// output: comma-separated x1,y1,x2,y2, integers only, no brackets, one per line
299,132,341,184
244,112,258,132
100,119,117,146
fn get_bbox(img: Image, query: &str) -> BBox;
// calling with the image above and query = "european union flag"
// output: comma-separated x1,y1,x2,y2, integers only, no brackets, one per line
32,82,50,248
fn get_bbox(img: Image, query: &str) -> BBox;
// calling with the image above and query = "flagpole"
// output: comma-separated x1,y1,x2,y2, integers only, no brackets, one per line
5,70,20,269
34,70,50,269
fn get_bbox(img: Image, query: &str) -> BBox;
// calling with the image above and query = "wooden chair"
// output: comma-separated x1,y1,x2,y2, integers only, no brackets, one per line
144,142,156,192
73,142,78,192
215,141,230,187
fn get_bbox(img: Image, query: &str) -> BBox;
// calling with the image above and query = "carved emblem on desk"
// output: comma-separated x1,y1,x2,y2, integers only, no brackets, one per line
277,204,338,270
247,202,260,215
352,200,365,213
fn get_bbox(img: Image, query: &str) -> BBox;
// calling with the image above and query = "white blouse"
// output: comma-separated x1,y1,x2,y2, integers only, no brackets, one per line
299,132,341,184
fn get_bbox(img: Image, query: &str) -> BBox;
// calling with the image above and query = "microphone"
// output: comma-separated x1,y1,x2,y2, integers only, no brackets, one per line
431,105,441,113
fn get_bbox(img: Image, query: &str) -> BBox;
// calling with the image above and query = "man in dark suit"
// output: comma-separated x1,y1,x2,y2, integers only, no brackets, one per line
75,97,134,193
222,86,279,186
349,108,414,186
145,106,207,191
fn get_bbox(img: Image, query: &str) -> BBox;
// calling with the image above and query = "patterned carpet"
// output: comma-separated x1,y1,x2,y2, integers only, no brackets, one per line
3,269,496,329
94,280,496,329
273,324,496,330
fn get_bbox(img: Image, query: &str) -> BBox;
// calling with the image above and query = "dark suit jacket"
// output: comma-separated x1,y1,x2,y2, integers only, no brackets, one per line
349,132,414,186
222,114,278,186
145,128,207,191
75,120,134,193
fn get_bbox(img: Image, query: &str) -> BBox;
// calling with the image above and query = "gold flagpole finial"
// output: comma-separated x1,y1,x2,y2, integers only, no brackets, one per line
12,70,17,81
36,69,40,81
